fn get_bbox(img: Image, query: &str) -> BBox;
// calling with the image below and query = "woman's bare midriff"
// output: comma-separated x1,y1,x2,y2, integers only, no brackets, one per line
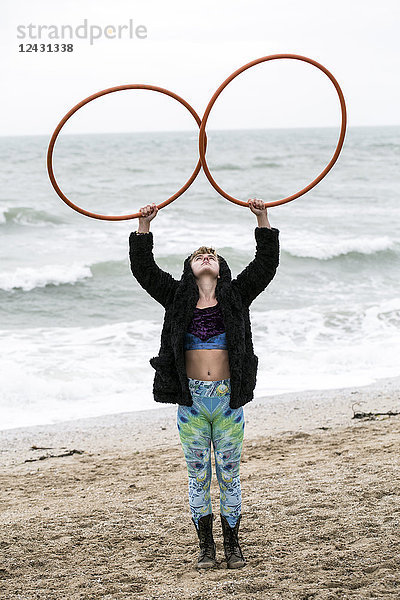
185,349,231,381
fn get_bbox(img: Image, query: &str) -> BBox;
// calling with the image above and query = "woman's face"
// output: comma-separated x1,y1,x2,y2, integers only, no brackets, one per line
190,253,220,280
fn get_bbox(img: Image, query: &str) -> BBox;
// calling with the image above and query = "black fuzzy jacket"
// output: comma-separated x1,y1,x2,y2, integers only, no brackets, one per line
129,226,280,409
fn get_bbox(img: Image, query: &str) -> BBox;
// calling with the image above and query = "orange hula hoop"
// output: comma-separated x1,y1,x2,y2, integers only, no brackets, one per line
47,85,205,221
198,53,347,208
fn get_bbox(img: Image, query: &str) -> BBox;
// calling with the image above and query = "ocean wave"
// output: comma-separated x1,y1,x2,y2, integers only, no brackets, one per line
0,206,65,227
212,163,242,171
123,167,146,173
0,263,92,292
0,205,7,224
255,297,400,353
0,319,160,430
89,259,128,276
252,161,281,169
284,236,397,260
368,142,400,150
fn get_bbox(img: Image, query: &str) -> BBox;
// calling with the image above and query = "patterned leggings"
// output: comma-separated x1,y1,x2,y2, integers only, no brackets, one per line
177,377,245,528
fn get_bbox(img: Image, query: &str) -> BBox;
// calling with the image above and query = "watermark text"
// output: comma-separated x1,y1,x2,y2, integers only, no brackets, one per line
17,19,147,46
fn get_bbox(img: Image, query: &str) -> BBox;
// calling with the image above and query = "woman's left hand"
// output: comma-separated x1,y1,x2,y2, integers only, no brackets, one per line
248,198,267,216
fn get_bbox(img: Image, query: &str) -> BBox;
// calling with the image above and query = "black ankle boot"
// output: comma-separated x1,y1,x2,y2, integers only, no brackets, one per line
220,514,246,569
192,513,216,568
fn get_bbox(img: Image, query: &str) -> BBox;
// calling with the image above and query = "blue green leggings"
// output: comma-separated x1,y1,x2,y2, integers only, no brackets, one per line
177,377,245,528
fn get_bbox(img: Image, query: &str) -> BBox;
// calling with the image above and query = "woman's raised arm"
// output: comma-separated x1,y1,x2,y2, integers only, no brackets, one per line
231,199,280,307
129,204,179,308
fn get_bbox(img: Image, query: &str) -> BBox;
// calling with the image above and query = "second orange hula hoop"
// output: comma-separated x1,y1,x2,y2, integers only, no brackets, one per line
199,53,347,208
47,85,205,221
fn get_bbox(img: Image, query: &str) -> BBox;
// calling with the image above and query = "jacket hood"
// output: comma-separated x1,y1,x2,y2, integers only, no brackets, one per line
169,252,234,320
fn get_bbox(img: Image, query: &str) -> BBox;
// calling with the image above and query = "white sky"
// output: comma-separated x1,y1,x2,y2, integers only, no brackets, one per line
1,0,399,135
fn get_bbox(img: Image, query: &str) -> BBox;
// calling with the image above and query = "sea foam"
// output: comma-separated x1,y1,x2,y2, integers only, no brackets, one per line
284,235,396,260
0,263,93,292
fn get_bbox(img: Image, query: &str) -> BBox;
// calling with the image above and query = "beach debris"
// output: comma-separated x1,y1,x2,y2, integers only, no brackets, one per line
351,403,400,420
24,448,84,462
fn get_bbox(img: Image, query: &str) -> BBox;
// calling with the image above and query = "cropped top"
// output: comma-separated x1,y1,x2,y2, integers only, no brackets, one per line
184,303,227,350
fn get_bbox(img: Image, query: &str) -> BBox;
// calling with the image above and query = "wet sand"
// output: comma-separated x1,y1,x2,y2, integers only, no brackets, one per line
1,375,400,599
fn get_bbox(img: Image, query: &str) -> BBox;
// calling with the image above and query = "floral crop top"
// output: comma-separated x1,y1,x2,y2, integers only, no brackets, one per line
184,303,227,350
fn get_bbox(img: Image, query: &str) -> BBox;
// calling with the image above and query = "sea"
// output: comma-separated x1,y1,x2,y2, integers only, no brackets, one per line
0,126,399,430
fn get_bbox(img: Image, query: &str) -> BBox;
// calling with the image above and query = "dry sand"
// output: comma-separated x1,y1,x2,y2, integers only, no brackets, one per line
1,375,400,600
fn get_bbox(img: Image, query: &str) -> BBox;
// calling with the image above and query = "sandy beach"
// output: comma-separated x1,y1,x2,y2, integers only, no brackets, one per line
1,375,400,600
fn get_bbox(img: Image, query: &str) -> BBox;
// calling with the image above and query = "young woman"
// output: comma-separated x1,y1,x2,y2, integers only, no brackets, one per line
129,200,280,569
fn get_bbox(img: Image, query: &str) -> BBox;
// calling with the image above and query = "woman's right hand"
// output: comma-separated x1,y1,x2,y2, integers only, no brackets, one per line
137,203,158,232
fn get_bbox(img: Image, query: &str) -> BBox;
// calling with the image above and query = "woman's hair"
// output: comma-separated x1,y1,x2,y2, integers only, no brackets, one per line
189,246,219,263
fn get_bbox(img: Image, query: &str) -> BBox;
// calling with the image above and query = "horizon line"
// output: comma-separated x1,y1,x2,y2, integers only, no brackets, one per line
0,123,399,138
